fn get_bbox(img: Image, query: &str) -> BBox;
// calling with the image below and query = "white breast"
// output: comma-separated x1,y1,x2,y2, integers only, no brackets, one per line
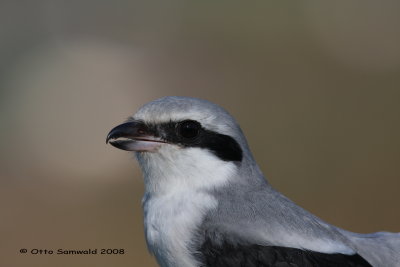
143,191,217,267
137,145,237,267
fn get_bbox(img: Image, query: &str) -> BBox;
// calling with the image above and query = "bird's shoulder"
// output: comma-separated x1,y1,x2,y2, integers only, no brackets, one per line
194,230,372,267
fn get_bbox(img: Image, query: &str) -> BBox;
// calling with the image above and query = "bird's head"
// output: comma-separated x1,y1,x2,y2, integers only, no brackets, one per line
107,96,258,193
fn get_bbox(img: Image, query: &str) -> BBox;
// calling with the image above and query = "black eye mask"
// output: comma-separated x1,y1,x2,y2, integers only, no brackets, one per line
146,120,243,162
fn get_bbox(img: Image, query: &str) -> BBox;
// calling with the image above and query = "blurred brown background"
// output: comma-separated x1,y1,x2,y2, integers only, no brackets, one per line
1,1,400,267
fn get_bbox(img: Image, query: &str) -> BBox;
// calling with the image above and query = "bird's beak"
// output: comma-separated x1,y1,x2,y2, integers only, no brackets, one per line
106,121,166,152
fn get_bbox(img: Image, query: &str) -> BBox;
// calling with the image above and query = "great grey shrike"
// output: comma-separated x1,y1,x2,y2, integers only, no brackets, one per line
107,96,399,267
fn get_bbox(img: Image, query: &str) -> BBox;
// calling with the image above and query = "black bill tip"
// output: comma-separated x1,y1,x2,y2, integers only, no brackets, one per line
106,121,145,144
108,139,135,151
106,121,165,152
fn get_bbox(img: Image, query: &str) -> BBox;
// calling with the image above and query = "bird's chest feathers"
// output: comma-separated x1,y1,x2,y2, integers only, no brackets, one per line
143,191,217,267
138,147,237,266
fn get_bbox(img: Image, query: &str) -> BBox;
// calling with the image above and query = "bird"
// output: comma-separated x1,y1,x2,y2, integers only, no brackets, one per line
106,96,400,267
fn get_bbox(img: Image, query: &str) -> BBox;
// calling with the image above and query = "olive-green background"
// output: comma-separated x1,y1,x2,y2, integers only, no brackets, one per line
1,1,399,267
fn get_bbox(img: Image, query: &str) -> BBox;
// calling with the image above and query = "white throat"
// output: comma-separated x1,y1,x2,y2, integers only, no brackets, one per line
136,145,237,267
136,145,237,195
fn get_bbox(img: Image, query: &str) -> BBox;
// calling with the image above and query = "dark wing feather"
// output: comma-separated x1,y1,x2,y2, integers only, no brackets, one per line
196,236,372,267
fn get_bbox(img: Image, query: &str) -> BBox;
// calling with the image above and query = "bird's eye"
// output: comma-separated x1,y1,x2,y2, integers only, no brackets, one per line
177,120,201,139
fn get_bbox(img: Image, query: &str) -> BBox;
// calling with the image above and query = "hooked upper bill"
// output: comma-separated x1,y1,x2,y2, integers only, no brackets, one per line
106,121,166,152
107,116,243,162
